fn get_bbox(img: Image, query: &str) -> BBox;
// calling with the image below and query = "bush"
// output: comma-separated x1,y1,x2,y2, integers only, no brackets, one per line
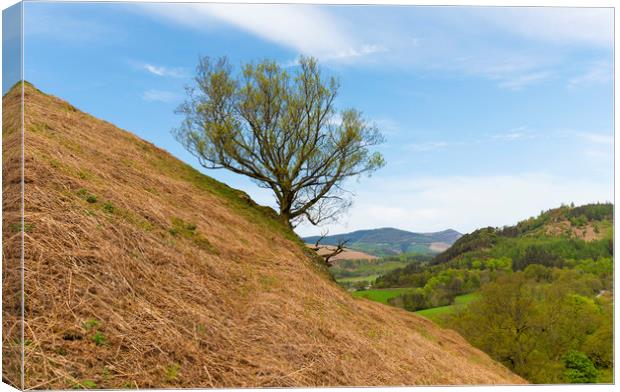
563,351,598,383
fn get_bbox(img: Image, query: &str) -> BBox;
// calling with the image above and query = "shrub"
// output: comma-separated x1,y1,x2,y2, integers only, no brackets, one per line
102,202,115,213
563,350,598,383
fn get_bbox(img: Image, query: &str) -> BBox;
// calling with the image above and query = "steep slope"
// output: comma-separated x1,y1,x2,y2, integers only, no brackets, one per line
3,83,524,389
303,228,462,256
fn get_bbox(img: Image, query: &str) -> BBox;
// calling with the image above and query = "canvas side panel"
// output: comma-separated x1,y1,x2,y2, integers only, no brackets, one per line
2,2,24,389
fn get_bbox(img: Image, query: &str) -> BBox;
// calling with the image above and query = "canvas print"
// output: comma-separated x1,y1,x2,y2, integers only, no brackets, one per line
1,1,614,389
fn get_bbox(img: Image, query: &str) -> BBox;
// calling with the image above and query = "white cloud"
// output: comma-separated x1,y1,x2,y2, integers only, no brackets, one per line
141,89,180,103
497,71,551,90
568,60,613,88
490,127,538,141
295,173,613,237
407,141,448,152
577,132,613,145
140,3,384,62
475,7,613,49
142,63,187,78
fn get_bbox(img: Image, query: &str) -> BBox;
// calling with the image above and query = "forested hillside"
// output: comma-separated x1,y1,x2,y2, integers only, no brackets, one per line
368,203,613,383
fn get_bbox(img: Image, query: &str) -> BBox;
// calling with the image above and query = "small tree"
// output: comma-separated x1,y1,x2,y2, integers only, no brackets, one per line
175,56,385,228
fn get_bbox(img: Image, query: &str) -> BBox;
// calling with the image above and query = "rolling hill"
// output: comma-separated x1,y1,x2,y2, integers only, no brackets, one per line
303,228,462,257
370,203,613,384
375,202,613,291
430,203,613,266
1,83,523,389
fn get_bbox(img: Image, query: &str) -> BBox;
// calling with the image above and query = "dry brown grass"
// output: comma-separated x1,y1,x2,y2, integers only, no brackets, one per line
306,245,378,261
3,84,525,389
543,220,605,241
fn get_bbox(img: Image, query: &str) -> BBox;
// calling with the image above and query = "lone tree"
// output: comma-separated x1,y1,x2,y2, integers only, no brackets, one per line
174,56,385,228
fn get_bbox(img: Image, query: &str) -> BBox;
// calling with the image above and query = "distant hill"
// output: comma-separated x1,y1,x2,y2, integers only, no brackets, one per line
2,83,523,388
431,203,613,266
303,228,462,257
375,203,613,288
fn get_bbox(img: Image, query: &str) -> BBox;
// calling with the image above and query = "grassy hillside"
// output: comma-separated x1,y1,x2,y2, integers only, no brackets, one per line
303,227,461,257
1,83,524,389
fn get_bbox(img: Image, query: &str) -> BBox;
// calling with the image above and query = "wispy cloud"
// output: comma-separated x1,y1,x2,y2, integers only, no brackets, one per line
137,4,612,89
568,61,613,88
407,141,448,152
577,132,613,145
476,8,613,49
24,6,123,44
497,71,551,90
142,63,187,78
141,89,180,103
140,3,384,62
490,127,536,141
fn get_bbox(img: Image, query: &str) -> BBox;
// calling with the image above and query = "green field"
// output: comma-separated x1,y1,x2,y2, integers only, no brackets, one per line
414,293,480,321
337,274,380,283
352,288,412,304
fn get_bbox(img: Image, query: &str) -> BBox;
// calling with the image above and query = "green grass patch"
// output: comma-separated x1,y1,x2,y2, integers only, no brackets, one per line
337,274,380,283
415,293,480,321
169,217,218,254
9,222,34,233
352,288,412,304
164,363,181,382
82,319,99,331
72,380,97,389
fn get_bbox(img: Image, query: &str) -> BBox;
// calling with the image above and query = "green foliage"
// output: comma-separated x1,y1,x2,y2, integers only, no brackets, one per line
9,222,34,233
432,227,498,265
91,331,107,346
83,319,99,331
164,363,181,382
368,202,614,384
77,188,98,203
563,351,598,383
513,245,562,271
175,55,385,227
445,271,612,384
101,201,115,213
168,218,219,254
72,380,97,389
82,318,108,346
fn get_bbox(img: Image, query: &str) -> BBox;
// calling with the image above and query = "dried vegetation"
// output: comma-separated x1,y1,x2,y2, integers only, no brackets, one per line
2,84,524,388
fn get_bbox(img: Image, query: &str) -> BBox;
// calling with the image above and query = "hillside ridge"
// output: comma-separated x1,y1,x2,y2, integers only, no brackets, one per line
430,203,613,266
2,82,524,388
303,227,462,257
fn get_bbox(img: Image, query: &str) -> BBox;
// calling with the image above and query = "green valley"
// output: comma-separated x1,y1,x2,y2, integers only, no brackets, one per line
346,203,613,384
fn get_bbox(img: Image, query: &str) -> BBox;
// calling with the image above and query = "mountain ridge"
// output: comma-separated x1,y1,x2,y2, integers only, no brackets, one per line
303,227,462,257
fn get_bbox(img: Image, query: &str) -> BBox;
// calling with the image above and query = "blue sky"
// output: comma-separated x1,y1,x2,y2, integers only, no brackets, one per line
14,2,614,236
